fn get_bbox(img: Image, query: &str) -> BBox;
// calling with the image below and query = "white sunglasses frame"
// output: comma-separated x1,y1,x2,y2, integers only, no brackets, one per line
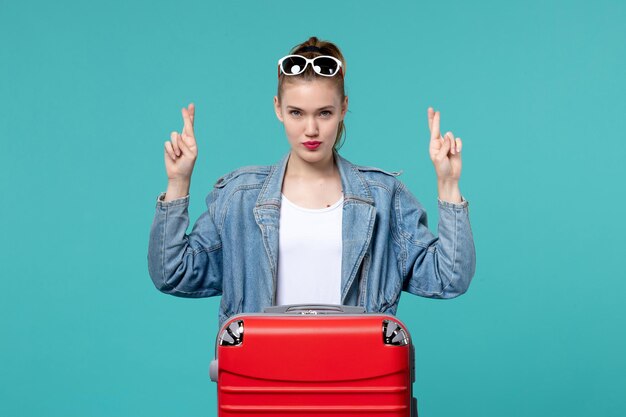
277,54,343,77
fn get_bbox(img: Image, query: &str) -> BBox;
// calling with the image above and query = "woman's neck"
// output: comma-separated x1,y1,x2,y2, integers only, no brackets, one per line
282,151,343,209
285,151,337,180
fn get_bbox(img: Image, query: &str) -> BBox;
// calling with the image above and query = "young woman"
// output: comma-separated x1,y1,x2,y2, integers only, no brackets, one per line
148,37,476,326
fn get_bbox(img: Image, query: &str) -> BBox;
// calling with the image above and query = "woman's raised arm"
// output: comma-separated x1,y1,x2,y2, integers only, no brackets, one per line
148,103,224,298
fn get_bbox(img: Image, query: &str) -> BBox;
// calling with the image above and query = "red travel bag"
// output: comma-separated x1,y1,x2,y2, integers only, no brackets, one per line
209,304,418,416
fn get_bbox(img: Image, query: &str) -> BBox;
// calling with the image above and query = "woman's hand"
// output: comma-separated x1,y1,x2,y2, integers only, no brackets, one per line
164,103,198,182
428,107,462,182
427,107,463,203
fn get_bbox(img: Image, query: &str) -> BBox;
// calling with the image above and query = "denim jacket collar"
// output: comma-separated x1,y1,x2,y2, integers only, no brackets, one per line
253,151,376,306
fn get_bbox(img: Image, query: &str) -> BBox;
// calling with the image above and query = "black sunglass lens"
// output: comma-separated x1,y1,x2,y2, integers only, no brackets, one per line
313,57,338,75
282,56,306,74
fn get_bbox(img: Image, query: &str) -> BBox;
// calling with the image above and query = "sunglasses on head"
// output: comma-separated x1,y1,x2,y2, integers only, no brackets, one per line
277,55,344,78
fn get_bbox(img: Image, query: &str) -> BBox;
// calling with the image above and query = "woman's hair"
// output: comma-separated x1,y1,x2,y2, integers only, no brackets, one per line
277,36,347,150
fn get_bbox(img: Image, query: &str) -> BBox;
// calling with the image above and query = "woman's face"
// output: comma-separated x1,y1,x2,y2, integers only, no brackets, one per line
274,79,348,166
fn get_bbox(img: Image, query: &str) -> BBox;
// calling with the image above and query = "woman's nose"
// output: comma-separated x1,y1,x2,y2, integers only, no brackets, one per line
305,117,319,136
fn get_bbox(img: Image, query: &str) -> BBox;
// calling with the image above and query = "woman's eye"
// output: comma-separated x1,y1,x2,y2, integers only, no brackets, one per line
320,111,332,117
289,110,301,117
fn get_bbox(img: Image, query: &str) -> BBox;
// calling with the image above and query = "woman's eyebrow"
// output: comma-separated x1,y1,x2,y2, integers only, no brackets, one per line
286,105,336,111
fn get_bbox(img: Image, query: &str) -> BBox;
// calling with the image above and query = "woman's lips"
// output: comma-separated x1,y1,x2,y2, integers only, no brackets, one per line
303,141,321,150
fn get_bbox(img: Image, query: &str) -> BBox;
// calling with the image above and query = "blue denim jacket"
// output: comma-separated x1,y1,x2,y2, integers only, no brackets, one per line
148,152,476,326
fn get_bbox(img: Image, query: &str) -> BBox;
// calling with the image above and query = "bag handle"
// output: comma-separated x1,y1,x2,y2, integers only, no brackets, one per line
263,304,366,315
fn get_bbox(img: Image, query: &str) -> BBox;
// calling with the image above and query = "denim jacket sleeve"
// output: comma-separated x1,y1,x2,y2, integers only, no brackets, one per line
395,183,476,298
147,190,223,297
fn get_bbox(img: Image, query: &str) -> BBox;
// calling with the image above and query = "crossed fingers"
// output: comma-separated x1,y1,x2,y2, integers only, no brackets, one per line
428,107,461,155
167,103,196,158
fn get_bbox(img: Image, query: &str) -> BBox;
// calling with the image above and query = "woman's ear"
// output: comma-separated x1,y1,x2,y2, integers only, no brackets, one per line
273,96,284,123
341,95,348,119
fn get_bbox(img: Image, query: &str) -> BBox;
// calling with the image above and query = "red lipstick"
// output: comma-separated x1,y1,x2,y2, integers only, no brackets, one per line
303,141,321,150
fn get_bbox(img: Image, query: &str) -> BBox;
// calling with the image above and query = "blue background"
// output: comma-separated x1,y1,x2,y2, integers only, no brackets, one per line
1,0,625,416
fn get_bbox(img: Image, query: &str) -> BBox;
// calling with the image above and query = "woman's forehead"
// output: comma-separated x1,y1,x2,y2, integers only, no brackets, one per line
280,80,342,109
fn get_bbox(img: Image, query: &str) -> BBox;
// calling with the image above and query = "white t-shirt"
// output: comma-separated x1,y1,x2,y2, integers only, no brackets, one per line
275,193,343,306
